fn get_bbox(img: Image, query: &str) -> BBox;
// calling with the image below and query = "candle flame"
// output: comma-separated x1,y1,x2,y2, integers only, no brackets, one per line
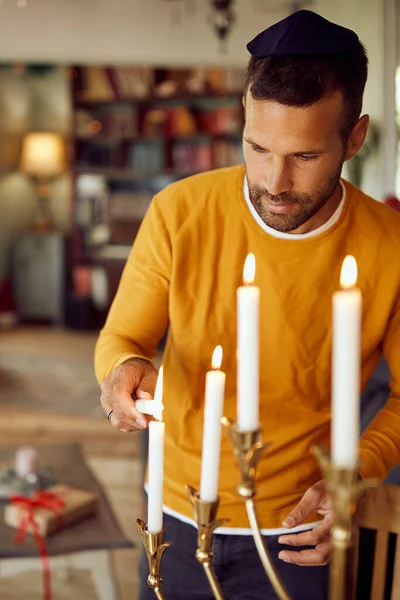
153,366,164,421
243,253,256,285
340,255,358,289
211,345,223,370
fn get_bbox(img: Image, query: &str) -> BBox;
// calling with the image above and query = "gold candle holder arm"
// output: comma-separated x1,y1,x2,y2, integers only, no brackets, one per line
222,418,291,600
152,588,165,600
312,446,379,600
202,562,225,600
187,486,229,600
245,497,291,600
137,519,172,600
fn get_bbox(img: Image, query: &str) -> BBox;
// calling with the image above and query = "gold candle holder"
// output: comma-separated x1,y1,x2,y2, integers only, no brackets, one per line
187,486,228,600
222,417,291,600
312,446,379,600
137,519,172,600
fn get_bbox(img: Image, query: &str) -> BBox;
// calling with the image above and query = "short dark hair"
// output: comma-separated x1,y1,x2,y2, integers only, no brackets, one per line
244,43,368,144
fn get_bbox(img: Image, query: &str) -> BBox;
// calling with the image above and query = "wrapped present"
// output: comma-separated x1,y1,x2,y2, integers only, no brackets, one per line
4,484,98,537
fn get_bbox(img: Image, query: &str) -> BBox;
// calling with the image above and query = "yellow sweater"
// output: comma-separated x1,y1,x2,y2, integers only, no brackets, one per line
95,165,400,529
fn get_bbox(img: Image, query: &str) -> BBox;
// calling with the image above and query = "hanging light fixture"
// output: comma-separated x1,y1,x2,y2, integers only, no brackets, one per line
209,0,235,53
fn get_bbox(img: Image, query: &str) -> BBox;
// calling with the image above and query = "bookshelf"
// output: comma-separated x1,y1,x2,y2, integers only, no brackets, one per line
68,65,244,325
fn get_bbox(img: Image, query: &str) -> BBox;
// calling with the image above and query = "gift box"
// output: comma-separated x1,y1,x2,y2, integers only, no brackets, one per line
4,484,98,537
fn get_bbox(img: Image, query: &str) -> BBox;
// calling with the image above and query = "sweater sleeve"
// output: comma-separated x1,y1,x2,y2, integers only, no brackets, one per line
359,295,400,480
94,195,171,383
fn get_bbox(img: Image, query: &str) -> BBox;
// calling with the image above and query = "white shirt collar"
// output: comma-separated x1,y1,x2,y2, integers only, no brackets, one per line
243,177,346,240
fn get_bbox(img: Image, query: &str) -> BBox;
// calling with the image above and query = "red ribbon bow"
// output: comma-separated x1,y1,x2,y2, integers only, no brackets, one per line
10,490,66,600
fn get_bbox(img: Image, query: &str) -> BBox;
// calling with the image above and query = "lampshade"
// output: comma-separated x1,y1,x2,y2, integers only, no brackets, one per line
20,132,66,178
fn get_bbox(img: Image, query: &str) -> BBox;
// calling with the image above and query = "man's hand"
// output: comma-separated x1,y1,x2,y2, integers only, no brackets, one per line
100,358,158,432
278,479,332,566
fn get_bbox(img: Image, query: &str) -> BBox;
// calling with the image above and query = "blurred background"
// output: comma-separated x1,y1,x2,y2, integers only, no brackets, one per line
0,0,398,598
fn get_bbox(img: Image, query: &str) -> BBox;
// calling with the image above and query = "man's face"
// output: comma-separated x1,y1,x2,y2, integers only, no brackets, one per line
243,91,346,233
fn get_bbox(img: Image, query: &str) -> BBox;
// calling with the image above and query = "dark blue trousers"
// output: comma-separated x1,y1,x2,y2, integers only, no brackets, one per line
139,513,329,600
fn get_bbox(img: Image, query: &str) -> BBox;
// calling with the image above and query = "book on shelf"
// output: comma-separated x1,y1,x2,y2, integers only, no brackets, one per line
127,141,165,172
80,67,114,101
75,104,138,138
76,140,125,168
76,66,154,101
213,140,243,169
74,66,245,103
160,67,241,95
140,102,242,138
172,141,213,174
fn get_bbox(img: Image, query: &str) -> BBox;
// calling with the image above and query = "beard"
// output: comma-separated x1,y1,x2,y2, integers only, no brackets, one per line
247,157,345,233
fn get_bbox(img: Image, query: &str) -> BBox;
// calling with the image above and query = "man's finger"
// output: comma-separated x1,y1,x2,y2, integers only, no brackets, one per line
282,481,327,528
278,518,333,547
101,385,145,430
112,376,149,427
109,410,145,432
278,540,331,566
136,369,158,399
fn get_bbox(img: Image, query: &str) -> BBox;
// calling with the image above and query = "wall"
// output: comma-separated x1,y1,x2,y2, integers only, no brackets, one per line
0,0,288,66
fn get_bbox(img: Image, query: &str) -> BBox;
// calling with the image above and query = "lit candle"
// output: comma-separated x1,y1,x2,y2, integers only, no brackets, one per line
237,254,260,431
331,256,362,468
147,367,165,533
200,346,226,502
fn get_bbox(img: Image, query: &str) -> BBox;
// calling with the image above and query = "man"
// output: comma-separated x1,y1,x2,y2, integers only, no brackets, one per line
95,10,400,600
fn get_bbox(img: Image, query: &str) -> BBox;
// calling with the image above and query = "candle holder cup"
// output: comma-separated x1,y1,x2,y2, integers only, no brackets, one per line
222,417,291,600
187,486,228,600
137,519,172,600
312,446,379,600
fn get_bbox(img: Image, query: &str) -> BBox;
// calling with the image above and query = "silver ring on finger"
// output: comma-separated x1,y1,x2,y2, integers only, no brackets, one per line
107,409,114,420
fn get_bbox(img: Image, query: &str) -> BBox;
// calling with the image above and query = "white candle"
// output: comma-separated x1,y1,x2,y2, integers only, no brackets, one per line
147,367,165,533
15,446,38,479
331,255,362,468
237,253,260,431
136,364,164,421
200,346,226,502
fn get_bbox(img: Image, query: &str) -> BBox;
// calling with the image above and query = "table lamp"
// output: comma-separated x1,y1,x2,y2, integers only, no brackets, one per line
20,132,66,231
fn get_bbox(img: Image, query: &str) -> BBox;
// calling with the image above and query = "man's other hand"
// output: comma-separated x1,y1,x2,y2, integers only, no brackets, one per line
278,479,332,566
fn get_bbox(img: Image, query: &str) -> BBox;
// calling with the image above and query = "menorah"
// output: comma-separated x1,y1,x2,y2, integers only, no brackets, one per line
137,418,378,600
136,255,375,599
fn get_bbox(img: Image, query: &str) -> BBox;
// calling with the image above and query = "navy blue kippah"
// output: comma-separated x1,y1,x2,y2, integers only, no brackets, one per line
247,9,359,58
